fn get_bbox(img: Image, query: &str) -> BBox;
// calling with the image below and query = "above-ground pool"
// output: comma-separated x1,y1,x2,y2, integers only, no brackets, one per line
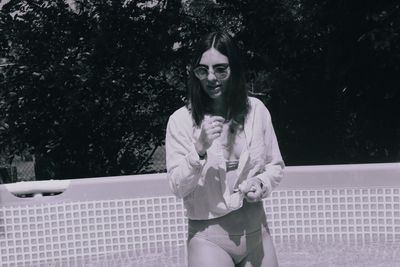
1,163,399,266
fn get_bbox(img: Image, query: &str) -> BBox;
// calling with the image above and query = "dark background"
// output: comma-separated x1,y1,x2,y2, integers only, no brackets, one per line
0,0,399,181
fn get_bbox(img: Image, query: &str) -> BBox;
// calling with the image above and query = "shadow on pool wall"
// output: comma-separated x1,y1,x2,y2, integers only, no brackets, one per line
0,163,399,266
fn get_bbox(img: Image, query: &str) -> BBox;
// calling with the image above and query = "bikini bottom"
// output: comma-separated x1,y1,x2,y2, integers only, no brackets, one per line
187,201,273,265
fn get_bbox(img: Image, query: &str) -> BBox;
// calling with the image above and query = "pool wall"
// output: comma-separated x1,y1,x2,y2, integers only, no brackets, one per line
0,163,399,266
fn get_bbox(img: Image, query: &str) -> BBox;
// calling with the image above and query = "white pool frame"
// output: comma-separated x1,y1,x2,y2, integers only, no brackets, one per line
1,163,399,266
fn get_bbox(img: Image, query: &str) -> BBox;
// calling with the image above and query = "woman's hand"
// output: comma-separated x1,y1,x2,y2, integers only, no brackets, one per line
238,178,265,202
194,116,225,156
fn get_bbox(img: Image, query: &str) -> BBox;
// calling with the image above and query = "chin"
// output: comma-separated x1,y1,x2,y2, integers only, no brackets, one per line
208,92,223,99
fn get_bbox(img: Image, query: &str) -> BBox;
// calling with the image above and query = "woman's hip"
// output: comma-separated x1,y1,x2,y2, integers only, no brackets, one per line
188,200,269,237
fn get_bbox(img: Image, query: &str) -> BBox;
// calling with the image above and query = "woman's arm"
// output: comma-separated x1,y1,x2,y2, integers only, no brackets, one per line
256,105,285,198
165,114,206,198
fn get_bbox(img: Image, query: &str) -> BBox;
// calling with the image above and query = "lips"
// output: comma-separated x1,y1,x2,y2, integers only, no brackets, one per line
208,84,221,91
208,85,221,94
204,83,223,98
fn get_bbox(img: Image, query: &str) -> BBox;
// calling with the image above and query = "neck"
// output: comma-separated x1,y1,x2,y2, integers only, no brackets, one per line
210,97,227,118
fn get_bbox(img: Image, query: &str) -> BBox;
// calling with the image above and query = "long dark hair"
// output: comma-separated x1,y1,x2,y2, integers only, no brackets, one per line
187,31,249,127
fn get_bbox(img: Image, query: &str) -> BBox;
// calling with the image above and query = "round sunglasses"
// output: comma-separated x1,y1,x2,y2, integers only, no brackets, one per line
193,64,230,80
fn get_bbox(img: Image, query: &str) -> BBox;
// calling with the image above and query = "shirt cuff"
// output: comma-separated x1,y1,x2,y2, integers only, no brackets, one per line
187,145,207,168
255,176,271,198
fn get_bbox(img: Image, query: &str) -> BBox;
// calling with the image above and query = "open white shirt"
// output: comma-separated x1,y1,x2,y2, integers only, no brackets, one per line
166,97,285,220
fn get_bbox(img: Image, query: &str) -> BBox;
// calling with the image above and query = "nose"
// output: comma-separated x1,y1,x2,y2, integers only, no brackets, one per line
207,70,217,81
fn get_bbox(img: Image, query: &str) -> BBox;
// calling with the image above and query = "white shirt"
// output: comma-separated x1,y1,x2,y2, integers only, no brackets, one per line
165,97,285,220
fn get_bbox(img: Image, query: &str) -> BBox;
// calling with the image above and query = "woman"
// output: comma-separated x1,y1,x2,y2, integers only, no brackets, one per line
166,31,284,267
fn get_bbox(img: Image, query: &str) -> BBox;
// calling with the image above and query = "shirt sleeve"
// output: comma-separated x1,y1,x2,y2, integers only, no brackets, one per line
255,104,285,198
165,114,206,198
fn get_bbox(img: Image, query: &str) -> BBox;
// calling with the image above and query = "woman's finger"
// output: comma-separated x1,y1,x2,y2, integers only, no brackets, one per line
245,183,262,202
209,126,222,134
210,116,225,123
210,132,221,140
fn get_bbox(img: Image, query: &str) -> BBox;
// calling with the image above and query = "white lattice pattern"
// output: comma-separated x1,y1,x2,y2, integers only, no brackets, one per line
1,188,399,266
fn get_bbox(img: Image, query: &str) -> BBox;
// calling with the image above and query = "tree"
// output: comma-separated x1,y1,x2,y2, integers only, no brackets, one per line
1,0,399,181
0,0,186,178
219,0,400,164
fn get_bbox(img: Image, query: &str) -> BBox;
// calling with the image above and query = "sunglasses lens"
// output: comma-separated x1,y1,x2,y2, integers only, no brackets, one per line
214,67,229,79
194,67,208,80
194,65,229,80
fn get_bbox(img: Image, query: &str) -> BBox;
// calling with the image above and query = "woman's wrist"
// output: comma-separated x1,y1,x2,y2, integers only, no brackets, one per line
194,141,207,158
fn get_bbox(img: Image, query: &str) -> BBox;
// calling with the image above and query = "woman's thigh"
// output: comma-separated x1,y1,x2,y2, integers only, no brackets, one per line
239,229,279,267
188,236,235,267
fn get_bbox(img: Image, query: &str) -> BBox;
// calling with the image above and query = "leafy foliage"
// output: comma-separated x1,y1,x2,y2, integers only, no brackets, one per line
0,0,399,180
219,0,400,164
1,0,186,178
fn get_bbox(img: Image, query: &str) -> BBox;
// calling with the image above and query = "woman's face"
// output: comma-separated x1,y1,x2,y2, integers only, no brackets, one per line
195,48,230,100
